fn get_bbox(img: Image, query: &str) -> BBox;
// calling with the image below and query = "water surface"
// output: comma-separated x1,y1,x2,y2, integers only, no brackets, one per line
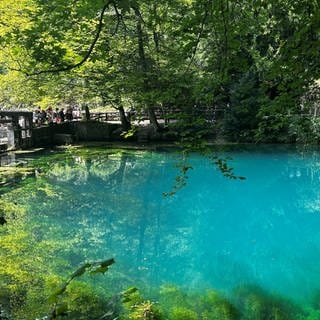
3,145,320,304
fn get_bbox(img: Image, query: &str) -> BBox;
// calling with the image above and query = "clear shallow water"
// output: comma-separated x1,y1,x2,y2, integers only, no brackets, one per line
4,146,320,303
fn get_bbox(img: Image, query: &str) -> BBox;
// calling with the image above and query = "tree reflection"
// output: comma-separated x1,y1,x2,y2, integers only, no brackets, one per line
3,146,320,305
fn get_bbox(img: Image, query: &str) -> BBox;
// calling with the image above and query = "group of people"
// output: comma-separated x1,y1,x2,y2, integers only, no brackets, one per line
33,106,76,126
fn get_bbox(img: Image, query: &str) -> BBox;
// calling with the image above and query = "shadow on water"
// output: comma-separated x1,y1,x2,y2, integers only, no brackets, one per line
0,153,38,194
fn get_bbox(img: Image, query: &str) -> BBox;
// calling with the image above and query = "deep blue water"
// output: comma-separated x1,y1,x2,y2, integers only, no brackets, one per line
7,146,320,303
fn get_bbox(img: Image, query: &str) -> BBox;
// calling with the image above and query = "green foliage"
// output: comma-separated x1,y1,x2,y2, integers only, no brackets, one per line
222,71,263,142
254,91,298,143
0,0,320,142
255,113,291,143
122,127,137,139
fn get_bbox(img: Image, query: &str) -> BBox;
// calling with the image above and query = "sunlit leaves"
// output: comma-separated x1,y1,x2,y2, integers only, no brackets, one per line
0,0,319,144
0,0,38,37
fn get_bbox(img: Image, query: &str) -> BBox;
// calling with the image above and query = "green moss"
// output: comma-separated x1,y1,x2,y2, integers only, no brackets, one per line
63,281,110,319
234,285,301,320
0,198,25,223
170,307,198,320
300,309,320,320
159,286,240,320
128,301,162,320
121,287,162,320
200,291,239,320
159,284,188,311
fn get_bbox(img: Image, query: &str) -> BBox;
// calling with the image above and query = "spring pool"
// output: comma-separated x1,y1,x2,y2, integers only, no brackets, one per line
2,145,320,305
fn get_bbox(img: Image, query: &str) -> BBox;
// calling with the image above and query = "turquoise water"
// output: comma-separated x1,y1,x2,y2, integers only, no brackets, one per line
4,146,320,304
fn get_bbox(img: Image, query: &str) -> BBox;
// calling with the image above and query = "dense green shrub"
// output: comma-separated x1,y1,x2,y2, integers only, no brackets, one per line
222,71,262,142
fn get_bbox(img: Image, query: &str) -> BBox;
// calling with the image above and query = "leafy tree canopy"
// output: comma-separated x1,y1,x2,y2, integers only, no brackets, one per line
0,0,319,141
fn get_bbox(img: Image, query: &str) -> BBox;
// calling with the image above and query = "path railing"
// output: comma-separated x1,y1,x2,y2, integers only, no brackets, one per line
88,107,226,123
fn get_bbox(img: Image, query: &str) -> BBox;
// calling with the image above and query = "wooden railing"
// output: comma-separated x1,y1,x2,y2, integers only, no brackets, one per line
90,112,119,122
88,107,226,123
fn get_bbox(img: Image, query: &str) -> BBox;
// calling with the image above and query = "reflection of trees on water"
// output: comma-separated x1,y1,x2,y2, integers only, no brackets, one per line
24,151,189,290
283,150,320,215
55,151,240,290
6,147,320,300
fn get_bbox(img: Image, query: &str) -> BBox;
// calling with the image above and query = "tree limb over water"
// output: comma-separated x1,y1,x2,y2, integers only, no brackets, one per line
16,1,112,76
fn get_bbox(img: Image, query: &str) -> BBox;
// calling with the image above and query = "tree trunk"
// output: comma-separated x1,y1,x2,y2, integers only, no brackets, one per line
133,5,160,131
147,107,160,130
118,105,131,131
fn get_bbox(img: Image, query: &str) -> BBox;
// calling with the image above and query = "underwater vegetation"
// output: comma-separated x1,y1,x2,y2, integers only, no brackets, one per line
1,194,320,319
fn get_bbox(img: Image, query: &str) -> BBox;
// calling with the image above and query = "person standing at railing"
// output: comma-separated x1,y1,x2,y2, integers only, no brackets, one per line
40,109,47,125
66,107,73,121
46,107,53,125
59,108,65,122
33,106,41,126
53,108,60,123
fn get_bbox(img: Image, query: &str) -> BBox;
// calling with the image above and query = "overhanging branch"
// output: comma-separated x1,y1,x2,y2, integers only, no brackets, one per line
25,1,111,76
